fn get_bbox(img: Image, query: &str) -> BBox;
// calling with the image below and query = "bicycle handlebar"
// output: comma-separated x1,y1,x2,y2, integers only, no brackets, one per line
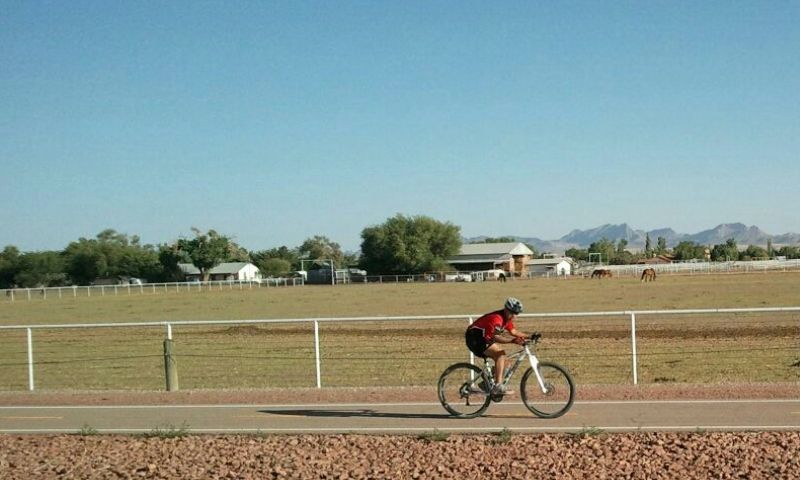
522,333,542,345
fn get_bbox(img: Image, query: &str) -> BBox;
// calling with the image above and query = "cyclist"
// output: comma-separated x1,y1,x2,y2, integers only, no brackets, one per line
465,297,530,395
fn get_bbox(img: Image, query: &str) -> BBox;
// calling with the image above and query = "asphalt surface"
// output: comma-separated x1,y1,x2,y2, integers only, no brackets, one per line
2,399,799,434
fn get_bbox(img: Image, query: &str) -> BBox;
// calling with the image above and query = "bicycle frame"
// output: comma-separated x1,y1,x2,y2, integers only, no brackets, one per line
481,342,549,394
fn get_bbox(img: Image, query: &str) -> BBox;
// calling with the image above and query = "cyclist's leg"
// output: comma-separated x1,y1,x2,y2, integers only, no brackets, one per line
483,343,506,386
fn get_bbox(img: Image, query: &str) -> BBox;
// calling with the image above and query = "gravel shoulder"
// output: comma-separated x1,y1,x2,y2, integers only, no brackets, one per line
2,383,798,479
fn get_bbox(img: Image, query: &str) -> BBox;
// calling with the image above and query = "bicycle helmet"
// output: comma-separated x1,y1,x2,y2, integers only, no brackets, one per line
504,297,523,314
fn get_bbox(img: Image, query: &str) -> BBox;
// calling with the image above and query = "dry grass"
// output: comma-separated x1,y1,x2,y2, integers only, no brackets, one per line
1,273,798,391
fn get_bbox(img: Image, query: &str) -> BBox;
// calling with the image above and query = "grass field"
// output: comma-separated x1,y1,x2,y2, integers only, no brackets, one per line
1,272,798,391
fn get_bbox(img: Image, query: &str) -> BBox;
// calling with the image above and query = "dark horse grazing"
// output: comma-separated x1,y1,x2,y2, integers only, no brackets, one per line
640,268,656,282
591,269,613,279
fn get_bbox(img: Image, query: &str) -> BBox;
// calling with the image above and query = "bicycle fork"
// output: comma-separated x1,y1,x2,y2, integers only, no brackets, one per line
525,346,549,394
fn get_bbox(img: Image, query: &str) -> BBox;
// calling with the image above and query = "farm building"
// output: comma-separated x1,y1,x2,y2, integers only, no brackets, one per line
526,257,574,276
448,242,534,276
179,262,262,282
636,255,674,265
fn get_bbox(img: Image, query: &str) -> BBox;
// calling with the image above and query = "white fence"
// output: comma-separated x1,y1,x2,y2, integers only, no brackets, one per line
1,306,798,392
1,278,304,302
575,259,800,277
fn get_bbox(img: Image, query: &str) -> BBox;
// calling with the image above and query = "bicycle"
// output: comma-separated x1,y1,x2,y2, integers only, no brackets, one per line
437,334,575,419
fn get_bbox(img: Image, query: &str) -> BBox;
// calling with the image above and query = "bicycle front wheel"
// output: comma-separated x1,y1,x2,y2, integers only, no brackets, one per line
520,362,575,419
437,363,491,418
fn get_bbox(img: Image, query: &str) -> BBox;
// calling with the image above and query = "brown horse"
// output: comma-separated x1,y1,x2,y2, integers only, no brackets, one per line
640,268,656,282
591,269,613,279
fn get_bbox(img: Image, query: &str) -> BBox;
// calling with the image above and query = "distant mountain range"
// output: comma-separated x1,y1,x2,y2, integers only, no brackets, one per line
466,223,800,254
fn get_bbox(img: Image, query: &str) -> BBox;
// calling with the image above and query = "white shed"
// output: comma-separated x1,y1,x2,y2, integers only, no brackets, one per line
179,262,262,282
526,257,574,276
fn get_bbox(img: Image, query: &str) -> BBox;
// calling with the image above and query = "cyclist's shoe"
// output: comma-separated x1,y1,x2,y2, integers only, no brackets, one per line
468,382,490,395
492,384,514,396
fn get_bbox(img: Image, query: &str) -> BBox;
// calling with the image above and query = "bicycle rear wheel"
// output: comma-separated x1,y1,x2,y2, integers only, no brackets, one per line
437,362,491,418
520,362,575,419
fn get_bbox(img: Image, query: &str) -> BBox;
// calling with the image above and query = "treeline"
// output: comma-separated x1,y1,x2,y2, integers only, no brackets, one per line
0,214,462,288
4,219,798,289
565,235,800,265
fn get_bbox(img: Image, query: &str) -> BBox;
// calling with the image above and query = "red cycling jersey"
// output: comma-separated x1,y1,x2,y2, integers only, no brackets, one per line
468,310,515,343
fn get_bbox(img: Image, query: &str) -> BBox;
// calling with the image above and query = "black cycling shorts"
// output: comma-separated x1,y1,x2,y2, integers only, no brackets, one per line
465,328,490,358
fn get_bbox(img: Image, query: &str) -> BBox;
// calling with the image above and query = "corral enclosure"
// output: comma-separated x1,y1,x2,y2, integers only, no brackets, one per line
1,273,798,391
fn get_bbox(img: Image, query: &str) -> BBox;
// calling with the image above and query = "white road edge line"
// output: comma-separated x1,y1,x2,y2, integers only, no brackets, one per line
1,399,799,409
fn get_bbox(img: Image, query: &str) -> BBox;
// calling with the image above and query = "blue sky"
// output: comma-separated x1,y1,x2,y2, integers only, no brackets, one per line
2,1,798,252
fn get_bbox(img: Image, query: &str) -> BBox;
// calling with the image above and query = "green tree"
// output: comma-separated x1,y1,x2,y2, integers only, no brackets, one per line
655,237,668,255
587,238,615,264
259,258,292,277
64,229,163,284
777,245,800,259
251,246,299,265
360,214,461,274
63,239,106,285
14,251,67,287
158,244,189,282
297,236,345,268
176,228,232,281
644,233,653,258
710,238,738,261
564,247,588,262
672,241,706,261
0,246,22,288
740,245,769,261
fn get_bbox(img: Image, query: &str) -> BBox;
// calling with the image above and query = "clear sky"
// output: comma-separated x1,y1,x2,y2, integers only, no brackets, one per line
2,1,798,253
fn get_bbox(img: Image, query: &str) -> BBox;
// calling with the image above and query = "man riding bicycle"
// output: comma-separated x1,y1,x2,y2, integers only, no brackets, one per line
465,297,530,395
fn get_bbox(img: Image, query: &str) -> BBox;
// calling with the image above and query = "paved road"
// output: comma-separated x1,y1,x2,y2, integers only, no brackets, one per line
2,400,799,434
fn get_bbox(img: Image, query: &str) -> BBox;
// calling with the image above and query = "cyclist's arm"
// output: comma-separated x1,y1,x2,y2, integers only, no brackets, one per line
493,329,527,344
507,328,529,344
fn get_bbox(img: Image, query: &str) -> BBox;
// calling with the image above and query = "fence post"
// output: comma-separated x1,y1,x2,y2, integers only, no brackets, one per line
27,328,35,391
163,323,179,391
630,312,638,385
314,320,322,388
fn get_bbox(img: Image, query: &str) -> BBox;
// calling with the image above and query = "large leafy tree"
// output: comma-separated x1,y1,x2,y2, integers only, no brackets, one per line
0,246,22,288
176,228,232,281
672,241,706,261
711,238,739,261
777,245,800,259
655,236,668,255
587,238,615,264
359,214,461,274
13,251,67,287
251,246,299,274
564,247,588,262
298,236,345,269
740,245,769,260
63,229,162,285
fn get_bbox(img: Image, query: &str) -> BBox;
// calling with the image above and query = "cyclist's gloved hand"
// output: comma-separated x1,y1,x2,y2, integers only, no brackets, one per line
530,332,542,343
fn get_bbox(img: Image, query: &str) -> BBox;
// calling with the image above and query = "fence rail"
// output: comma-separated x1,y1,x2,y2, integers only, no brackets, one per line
574,259,800,277
2,307,798,392
1,278,304,302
